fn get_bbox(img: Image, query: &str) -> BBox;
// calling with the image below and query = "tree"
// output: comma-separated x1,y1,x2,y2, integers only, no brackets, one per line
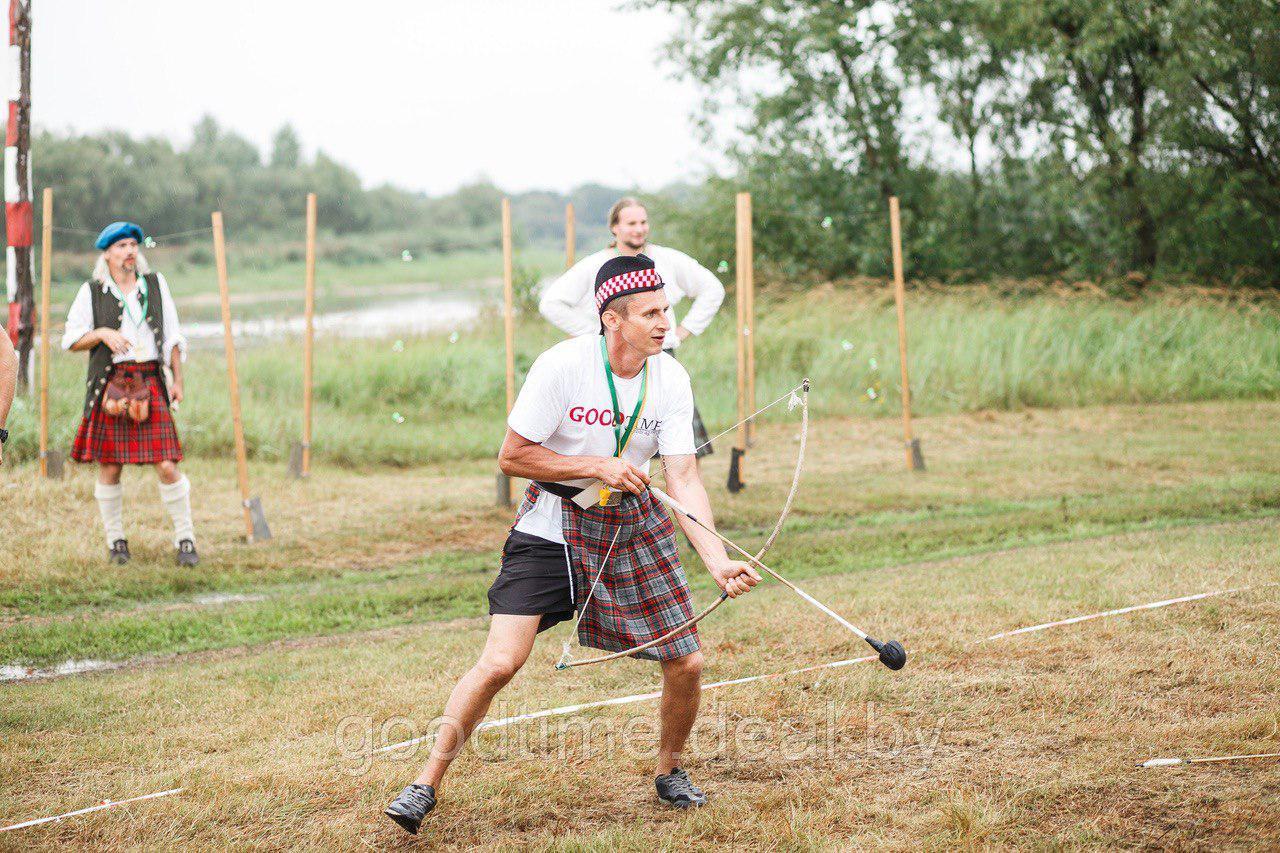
898,0,1007,209
645,0,909,202
1164,0,1280,218
989,0,1174,271
309,151,371,233
269,124,303,170
189,114,261,171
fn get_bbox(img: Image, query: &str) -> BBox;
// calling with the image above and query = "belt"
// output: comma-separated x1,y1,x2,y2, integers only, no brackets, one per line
534,480,585,500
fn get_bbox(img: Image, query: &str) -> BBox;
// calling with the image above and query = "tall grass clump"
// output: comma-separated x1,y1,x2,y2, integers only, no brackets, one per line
4,285,1277,468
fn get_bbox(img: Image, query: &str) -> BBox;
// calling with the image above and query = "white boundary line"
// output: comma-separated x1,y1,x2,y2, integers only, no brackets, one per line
1140,752,1280,768
372,654,878,755
0,787,183,833
982,585,1260,641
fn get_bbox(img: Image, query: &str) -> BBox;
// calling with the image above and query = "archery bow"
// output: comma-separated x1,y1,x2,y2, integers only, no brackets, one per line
557,378,810,669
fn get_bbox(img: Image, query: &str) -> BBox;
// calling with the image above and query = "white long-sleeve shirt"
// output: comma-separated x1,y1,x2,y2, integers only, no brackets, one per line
539,244,725,350
61,272,188,365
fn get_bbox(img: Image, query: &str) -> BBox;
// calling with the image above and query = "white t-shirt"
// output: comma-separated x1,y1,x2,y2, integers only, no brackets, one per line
538,244,725,350
61,273,188,365
507,334,696,544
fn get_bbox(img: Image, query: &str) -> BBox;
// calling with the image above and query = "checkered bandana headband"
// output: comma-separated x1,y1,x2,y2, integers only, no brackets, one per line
595,268,664,313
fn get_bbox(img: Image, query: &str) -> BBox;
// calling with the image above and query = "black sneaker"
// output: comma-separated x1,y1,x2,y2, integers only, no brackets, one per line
109,539,130,565
385,783,436,835
656,767,707,808
176,539,199,567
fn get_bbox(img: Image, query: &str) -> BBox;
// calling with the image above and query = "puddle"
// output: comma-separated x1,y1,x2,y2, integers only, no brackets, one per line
1,659,122,682
190,592,267,606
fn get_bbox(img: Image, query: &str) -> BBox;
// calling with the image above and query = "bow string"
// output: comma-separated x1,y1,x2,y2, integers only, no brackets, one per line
557,378,810,669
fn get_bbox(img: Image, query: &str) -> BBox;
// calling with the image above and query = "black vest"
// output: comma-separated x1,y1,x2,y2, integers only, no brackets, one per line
82,272,169,417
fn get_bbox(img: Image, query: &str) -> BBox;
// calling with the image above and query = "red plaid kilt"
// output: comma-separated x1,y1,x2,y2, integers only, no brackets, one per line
71,361,184,465
514,483,699,661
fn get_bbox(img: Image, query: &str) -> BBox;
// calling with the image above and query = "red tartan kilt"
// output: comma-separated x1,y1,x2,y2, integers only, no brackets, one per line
530,484,699,661
71,361,184,465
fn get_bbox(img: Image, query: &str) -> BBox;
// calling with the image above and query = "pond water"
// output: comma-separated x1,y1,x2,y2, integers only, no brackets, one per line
183,290,489,345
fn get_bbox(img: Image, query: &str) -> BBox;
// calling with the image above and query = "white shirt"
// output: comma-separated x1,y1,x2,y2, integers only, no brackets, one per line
507,334,696,544
538,244,725,350
61,272,187,365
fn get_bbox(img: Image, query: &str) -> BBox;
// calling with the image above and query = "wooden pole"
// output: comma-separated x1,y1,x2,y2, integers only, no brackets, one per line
733,192,749,485
500,198,516,506
301,192,317,477
565,202,575,269
741,192,756,445
9,1,34,390
211,212,256,539
888,196,923,471
37,187,50,477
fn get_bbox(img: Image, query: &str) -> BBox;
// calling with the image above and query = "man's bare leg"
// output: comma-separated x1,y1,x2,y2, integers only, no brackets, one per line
656,650,704,775
414,614,541,790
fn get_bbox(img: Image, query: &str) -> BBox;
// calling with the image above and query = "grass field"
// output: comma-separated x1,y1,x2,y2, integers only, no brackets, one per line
1,397,1277,848
5,283,1279,468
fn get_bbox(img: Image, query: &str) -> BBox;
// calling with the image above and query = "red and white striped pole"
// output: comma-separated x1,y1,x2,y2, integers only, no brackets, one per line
5,0,33,383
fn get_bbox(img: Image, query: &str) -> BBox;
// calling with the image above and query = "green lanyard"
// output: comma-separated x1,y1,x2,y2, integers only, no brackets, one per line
599,335,647,457
107,278,148,328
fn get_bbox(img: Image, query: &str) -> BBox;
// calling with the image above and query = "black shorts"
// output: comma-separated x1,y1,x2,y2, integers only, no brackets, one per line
487,530,575,632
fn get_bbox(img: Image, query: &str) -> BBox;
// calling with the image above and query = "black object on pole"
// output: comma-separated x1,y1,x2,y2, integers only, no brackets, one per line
908,438,925,471
866,637,908,670
727,446,745,493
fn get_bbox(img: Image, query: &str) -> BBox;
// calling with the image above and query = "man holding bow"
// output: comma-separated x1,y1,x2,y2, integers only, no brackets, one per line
384,254,760,834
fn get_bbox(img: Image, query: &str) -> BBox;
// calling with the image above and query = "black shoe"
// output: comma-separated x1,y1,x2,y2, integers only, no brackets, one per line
176,539,199,567
109,539,130,565
656,767,707,808
385,783,436,835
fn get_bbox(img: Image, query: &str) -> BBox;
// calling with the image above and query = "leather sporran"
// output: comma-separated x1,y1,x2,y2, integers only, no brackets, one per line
103,372,151,423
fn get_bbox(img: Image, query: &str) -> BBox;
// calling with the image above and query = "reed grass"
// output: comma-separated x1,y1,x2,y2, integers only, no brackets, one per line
4,284,1277,468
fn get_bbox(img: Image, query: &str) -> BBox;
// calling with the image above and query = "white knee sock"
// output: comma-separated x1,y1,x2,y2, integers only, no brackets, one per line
159,475,195,547
94,482,125,545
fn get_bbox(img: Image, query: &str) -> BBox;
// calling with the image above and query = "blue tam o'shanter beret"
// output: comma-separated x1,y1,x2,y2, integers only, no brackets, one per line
94,221,145,251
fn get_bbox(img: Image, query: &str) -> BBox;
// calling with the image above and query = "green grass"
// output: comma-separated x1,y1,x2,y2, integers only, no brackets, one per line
0,557,494,668
5,284,1278,467
3,489,1274,669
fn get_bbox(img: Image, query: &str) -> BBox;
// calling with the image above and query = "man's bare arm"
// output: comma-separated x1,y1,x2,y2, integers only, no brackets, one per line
168,343,184,403
0,328,16,432
0,329,15,465
68,328,130,354
661,453,760,597
497,429,650,494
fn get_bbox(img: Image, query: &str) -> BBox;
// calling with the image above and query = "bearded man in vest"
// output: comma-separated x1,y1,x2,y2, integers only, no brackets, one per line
62,222,198,566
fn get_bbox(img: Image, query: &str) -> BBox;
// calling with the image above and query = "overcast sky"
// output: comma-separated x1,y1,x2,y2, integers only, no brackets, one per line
36,0,725,195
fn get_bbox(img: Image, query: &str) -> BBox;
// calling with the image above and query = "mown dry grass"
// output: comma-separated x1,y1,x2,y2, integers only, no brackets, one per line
1,399,1278,849
0,521,1275,849
0,457,509,612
